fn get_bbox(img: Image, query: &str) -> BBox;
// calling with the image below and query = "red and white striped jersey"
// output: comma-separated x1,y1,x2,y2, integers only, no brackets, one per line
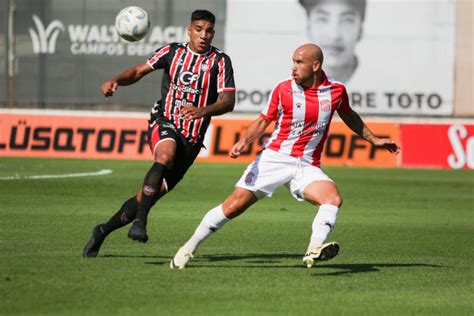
260,72,351,167
146,42,236,145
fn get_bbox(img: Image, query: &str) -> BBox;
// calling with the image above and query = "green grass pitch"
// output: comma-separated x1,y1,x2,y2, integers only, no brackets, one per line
1,157,472,315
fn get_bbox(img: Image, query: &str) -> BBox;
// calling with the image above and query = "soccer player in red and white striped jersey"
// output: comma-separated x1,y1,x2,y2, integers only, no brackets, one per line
84,10,235,257
171,43,399,269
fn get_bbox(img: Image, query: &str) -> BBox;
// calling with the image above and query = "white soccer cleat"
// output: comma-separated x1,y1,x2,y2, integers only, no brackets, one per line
303,242,340,268
170,247,194,269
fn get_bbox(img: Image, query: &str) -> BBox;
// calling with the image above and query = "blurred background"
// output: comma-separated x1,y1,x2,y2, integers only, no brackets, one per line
0,0,473,169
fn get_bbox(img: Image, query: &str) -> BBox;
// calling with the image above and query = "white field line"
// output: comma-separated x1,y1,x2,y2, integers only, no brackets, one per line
0,169,113,180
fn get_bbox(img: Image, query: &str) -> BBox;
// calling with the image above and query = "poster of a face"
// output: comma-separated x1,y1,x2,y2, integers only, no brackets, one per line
225,0,455,116
303,0,364,83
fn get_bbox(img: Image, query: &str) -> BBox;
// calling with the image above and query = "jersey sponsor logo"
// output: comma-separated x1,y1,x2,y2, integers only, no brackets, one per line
289,121,327,137
170,82,202,95
175,99,193,107
287,89,303,94
179,71,200,85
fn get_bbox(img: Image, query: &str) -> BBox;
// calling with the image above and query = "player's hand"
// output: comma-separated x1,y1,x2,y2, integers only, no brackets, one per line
373,137,400,154
180,105,204,121
101,80,118,98
230,140,246,159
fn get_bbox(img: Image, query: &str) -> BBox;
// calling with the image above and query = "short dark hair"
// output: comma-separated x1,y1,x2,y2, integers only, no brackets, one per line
299,0,366,21
191,10,216,24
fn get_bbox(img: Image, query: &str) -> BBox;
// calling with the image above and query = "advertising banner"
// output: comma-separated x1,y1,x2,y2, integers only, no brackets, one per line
0,113,150,160
201,119,399,167
2,0,456,116
226,0,455,116
0,112,399,168
6,0,226,107
4,112,473,170
401,123,474,170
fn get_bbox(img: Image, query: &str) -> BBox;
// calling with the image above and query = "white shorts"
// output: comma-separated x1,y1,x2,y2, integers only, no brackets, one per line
235,149,334,201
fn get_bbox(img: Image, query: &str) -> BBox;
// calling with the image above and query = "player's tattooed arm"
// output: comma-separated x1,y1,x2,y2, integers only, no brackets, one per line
181,91,235,120
339,109,400,154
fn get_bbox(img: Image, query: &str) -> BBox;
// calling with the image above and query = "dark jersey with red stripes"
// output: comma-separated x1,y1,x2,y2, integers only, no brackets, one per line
146,42,236,145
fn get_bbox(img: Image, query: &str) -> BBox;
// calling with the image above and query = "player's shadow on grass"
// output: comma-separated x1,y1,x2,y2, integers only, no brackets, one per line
313,263,443,276
103,254,164,259
189,254,444,274
103,254,444,275
192,253,306,268
103,254,171,266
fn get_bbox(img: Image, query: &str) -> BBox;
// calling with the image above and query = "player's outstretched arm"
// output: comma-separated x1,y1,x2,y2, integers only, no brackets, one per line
180,91,235,120
101,63,153,98
339,109,400,154
230,116,271,158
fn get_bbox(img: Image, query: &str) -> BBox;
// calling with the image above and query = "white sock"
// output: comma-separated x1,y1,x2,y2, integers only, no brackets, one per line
307,204,339,252
182,204,229,253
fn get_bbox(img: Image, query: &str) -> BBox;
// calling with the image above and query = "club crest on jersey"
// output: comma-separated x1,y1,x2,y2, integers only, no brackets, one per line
201,63,209,72
320,99,331,112
245,172,255,184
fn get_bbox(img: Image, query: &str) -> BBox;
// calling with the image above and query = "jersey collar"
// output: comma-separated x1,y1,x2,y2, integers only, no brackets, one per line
186,43,212,57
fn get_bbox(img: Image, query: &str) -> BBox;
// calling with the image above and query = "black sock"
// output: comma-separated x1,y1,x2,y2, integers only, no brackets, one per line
101,196,139,235
134,163,166,227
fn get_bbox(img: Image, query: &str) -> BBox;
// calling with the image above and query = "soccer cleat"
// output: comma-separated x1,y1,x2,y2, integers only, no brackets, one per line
127,220,149,243
83,224,106,258
170,247,194,269
303,241,340,268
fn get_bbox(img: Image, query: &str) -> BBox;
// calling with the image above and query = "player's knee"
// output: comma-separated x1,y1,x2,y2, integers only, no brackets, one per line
322,193,342,208
225,200,246,217
223,189,256,219
154,153,174,168
223,198,248,218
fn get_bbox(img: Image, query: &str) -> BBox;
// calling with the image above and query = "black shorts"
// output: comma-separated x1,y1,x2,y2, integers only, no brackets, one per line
148,117,201,191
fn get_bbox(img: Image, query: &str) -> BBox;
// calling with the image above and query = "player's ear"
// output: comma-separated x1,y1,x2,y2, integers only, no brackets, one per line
313,60,321,72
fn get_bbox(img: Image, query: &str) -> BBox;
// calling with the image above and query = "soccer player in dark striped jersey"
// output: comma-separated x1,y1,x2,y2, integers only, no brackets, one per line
83,10,236,257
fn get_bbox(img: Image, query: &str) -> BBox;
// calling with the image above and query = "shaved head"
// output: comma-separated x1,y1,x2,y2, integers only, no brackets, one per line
291,43,325,88
294,43,324,65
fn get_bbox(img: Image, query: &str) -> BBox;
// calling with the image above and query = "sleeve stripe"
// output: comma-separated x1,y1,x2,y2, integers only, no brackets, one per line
147,45,171,68
218,87,236,92
217,58,225,91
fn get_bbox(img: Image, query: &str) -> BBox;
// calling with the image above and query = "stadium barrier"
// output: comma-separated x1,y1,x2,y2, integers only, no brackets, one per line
0,111,472,170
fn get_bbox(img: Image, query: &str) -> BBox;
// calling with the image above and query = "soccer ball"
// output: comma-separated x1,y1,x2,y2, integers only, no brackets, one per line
115,6,150,42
